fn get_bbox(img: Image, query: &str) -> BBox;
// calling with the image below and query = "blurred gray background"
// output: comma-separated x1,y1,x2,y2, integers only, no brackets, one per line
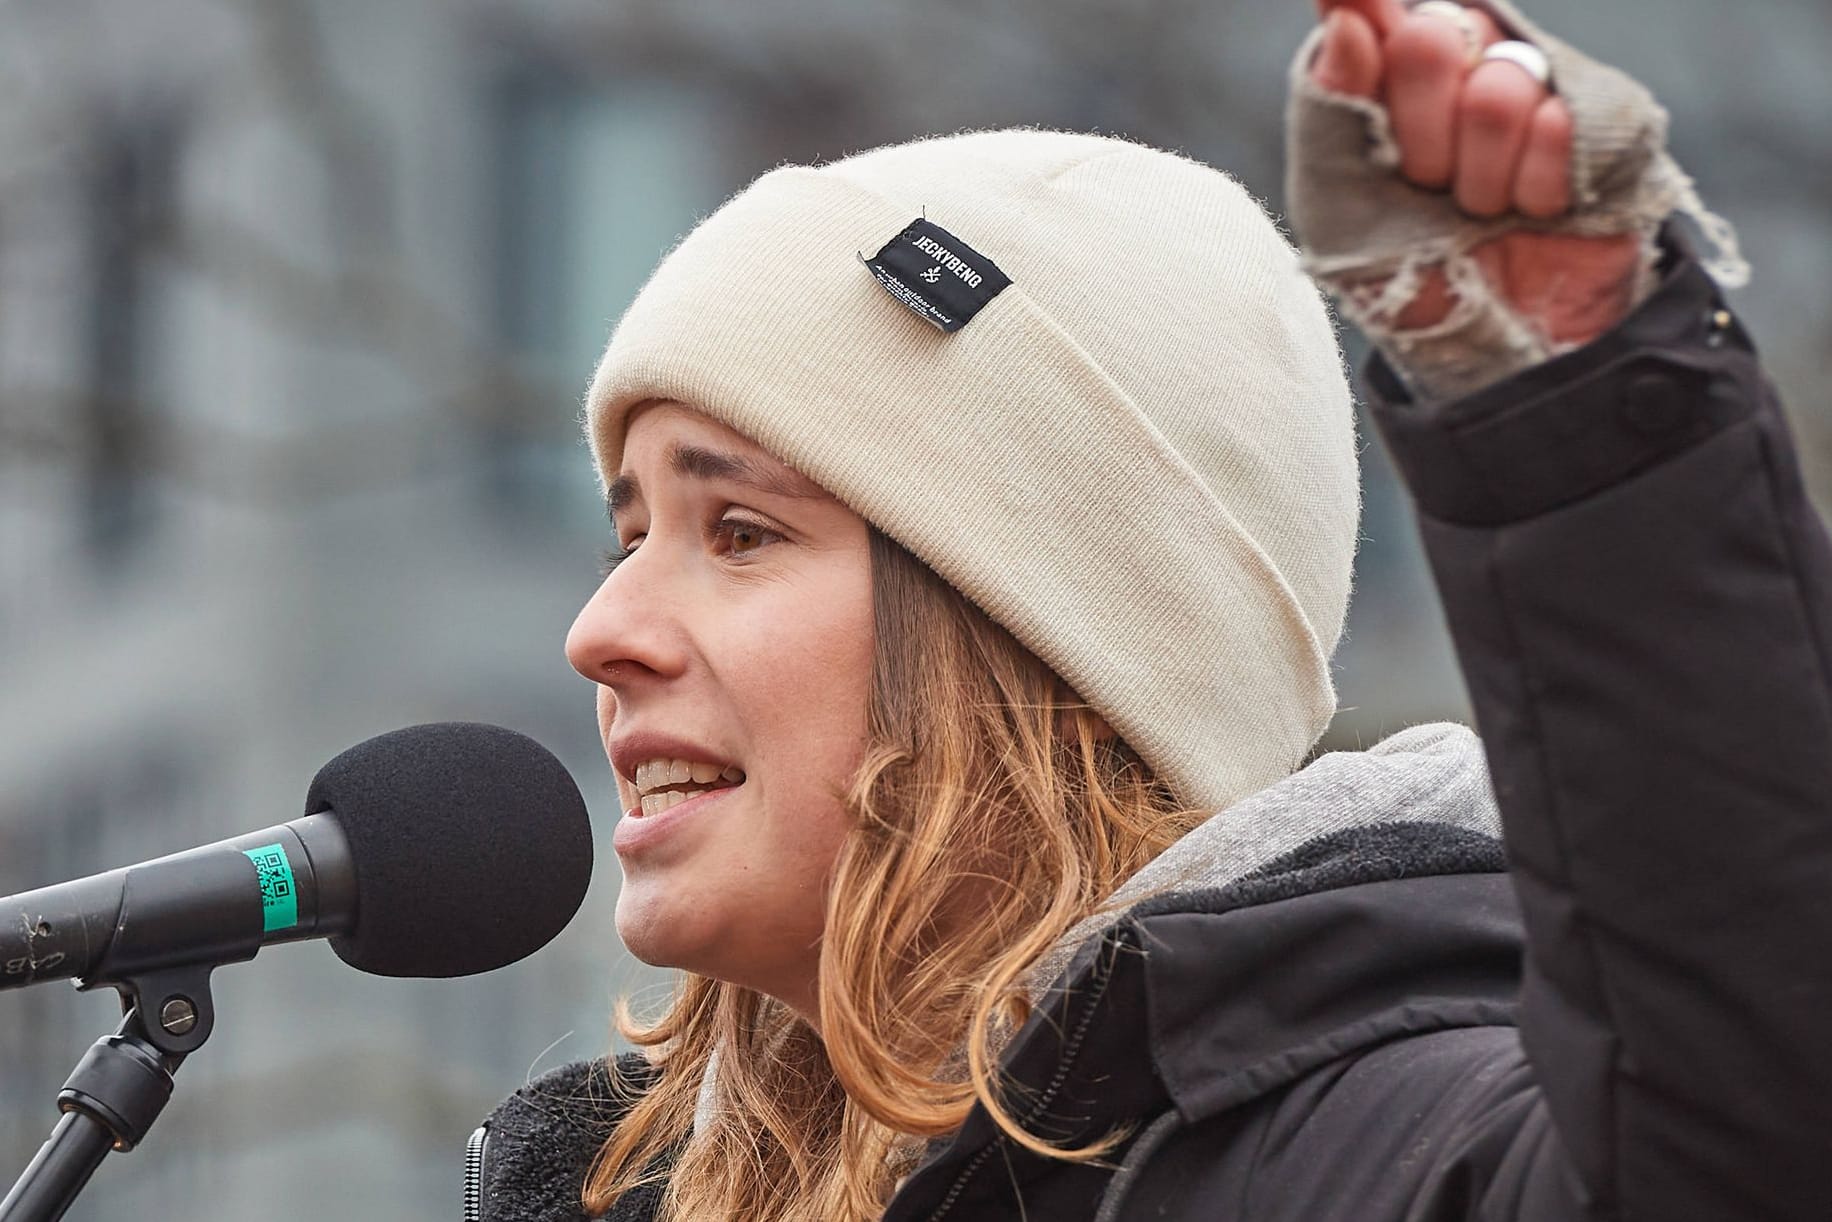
1,0,1825,1217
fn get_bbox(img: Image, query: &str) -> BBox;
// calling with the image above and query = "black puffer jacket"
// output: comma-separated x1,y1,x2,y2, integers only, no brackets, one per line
471,234,1832,1220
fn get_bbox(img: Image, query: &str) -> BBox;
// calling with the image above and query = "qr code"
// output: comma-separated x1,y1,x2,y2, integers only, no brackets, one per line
250,847,292,903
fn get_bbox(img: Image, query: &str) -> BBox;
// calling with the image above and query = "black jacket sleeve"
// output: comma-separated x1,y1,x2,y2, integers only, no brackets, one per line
1363,228,1832,1220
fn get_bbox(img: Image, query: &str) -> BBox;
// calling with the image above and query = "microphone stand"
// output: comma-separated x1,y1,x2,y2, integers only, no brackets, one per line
0,965,217,1222
2,841,255,1219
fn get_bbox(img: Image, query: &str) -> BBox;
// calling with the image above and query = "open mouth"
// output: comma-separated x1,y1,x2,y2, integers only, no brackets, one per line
631,758,745,817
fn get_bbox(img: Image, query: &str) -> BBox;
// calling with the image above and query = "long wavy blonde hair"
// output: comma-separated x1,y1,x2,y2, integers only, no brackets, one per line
584,527,1209,1221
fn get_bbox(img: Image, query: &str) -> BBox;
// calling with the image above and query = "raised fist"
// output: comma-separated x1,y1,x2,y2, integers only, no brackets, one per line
1287,0,1745,398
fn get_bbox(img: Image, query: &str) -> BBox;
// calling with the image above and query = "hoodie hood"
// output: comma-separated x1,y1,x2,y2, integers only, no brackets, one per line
1027,720,1502,995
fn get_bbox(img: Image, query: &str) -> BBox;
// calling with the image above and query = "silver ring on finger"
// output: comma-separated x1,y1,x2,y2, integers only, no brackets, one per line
1479,39,1553,88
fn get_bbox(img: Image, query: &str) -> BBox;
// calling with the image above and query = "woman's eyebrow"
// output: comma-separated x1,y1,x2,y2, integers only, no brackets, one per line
606,442,826,517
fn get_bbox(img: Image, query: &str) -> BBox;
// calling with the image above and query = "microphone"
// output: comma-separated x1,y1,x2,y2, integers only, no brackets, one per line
0,722,593,993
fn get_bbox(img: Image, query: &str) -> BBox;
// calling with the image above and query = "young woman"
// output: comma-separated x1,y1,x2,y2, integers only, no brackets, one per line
469,2,1832,1219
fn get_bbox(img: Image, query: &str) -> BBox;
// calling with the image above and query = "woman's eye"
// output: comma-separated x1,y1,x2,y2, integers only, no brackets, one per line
717,517,782,558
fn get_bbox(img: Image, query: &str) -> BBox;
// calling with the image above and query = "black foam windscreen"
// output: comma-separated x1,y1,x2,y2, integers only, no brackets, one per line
302,722,593,978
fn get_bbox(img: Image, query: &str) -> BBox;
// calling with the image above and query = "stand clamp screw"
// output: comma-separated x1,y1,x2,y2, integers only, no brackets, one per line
159,997,198,1036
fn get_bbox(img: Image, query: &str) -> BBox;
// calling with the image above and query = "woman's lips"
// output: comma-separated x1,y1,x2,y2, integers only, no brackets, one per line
613,782,739,857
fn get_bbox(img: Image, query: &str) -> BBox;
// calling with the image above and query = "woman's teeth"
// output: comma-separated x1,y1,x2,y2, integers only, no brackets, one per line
640,788,717,816
631,756,745,817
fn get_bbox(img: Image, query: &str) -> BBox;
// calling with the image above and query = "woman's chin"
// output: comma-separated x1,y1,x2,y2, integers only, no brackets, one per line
614,890,711,970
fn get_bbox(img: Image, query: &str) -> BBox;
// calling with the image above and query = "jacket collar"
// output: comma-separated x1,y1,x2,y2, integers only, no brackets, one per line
882,820,1520,1220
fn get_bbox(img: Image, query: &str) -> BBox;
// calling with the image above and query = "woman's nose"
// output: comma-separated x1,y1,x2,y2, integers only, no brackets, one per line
564,565,683,687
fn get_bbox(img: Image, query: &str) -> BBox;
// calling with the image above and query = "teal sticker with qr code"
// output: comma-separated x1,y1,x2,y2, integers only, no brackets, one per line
243,843,299,933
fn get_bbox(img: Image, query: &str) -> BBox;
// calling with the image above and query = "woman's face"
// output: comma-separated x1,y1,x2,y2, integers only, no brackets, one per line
565,401,874,1019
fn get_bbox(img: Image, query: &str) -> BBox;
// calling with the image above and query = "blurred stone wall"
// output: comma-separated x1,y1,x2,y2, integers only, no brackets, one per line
1,0,1823,1216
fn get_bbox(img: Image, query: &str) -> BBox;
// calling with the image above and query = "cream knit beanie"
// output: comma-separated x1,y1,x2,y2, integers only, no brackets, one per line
585,128,1359,814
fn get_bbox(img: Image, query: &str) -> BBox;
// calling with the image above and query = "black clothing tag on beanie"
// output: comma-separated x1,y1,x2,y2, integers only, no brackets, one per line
865,218,1011,333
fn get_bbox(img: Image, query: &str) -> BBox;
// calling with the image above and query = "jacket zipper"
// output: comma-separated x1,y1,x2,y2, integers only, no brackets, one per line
464,1122,488,1222
921,924,1131,1222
